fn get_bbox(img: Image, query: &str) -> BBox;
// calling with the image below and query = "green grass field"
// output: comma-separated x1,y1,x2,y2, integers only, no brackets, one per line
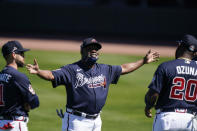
0,50,172,131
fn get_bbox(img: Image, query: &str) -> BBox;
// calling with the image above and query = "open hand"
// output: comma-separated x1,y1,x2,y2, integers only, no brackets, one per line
26,59,39,74
24,103,31,112
145,106,152,118
144,49,160,64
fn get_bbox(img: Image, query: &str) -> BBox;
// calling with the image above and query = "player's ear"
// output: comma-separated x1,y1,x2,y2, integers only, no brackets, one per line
12,52,17,59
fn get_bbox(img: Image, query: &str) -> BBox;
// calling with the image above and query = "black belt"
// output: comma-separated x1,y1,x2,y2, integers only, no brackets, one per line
0,116,28,122
66,108,99,119
160,108,197,115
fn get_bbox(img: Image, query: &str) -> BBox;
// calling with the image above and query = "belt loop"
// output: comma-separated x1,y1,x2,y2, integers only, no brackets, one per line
66,108,73,113
81,112,86,118
156,109,162,114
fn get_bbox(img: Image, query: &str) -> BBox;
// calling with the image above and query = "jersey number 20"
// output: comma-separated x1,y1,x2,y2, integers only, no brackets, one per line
0,84,4,106
170,77,197,102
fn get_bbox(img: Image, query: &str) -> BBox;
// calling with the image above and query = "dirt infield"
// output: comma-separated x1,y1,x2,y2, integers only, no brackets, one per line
0,37,176,57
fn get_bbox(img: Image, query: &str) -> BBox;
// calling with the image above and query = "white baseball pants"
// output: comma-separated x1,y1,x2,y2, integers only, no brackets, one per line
153,112,197,131
0,117,29,131
62,112,102,131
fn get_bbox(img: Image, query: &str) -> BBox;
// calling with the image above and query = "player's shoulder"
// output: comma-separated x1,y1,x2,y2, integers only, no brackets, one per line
157,59,178,72
57,61,79,71
157,59,177,70
158,59,196,69
62,61,79,68
95,63,121,70
96,63,115,66
3,66,28,81
95,63,111,68
96,63,107,66
191,59,197,65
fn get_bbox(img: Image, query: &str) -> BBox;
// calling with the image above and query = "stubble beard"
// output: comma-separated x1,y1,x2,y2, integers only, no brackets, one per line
16,60,24,67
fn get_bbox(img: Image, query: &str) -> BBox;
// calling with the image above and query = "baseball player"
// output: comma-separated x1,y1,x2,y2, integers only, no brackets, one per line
144,34,197,131
0,41,39,131
26,37,159,131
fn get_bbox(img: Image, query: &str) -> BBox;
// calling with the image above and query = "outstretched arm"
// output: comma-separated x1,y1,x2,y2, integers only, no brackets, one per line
26,59,54,81
121,50,159,75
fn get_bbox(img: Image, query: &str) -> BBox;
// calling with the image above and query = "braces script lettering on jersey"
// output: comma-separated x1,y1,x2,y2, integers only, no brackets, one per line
176,66,197,76
75,73,106,88
0,74,12,83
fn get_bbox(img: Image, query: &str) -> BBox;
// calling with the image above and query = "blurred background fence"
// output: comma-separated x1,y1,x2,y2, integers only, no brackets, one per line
0,0,197,42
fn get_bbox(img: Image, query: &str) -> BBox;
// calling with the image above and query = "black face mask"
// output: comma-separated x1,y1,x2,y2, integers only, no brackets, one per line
84,56,98,66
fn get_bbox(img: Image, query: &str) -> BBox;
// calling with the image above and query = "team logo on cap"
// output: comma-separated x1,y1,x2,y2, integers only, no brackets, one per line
91,39,97,43
189,45,195,52
12,47,17,52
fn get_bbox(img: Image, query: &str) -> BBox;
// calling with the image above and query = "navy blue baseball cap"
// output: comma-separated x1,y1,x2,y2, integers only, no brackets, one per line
177,34,197,52
2,40,30,57
81,38,102,50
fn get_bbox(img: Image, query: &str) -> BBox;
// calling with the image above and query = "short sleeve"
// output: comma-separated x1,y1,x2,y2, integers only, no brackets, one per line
148,64,165,93
108,65,122,84
51,67,70,88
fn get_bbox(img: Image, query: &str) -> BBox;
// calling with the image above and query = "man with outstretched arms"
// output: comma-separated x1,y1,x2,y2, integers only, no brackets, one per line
145,34,197,131
27,37,159,131
0,41,39,131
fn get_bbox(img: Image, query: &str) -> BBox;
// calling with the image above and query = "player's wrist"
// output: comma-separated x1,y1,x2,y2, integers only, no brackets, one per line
143,57,147,64
36,69,41,75
145,104,152,110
